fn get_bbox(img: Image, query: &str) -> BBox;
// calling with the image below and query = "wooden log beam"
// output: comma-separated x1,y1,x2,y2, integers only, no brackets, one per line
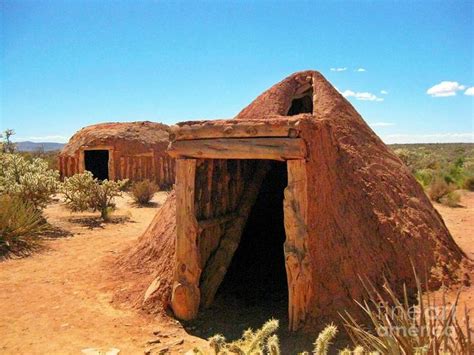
199,162,271,308
168,138,307,161
198,213,238,231
284,160,312,331
170,159,201,321
171,119,301,141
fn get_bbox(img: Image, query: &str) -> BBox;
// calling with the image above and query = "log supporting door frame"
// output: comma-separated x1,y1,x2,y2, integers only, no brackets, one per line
170,137,310,331
284,159,312,331
170,158,201,320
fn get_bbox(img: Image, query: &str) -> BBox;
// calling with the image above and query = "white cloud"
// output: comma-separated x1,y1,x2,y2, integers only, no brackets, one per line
464,87,474,96
426,81,466,97
370,122,395,127
14,135,69,143
341,90,384,102
330,67,347,72
382,132,474,144
355,68,366,72
380,90,388,95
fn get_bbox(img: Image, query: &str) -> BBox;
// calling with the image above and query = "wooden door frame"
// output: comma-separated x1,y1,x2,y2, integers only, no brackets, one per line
79,146,115,180
170,141,310,330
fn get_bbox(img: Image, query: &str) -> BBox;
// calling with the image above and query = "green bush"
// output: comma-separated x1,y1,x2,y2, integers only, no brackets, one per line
0,195,47,256
0,153,59,209
61,171,127,221
131,179,158,205
19,149,60,171
414,169,434,188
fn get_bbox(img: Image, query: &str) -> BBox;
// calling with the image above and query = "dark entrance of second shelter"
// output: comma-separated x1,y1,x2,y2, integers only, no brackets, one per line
84,150,109,180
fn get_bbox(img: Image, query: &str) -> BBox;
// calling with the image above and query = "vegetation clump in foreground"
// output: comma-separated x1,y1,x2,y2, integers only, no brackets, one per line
0,141,60,256
0,195,47,257
131,179,159,205
61,171,127,221
188,274,472,355
0,153,59,209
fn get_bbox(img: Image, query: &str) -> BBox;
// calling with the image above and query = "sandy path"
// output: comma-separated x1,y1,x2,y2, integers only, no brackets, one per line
0,191,472,354
432,191,474,334
0,193,203,354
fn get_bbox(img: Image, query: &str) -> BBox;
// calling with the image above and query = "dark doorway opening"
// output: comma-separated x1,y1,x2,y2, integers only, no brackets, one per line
84,150,109,180
187,161,315,351
287,92,313,116
217,160,288,313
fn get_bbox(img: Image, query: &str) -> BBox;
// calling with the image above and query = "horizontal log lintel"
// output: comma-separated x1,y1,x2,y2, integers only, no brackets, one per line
168,138,307,161
170,119,301,141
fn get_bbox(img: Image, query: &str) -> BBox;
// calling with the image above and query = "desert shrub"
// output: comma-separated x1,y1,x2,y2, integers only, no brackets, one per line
440,191,461,207
61,171,127,221
0,153,59,209
0,194,47,256
414,169,434,188
447,157,465,187
464,176,474,191
428,178,453,202
131,179,158,205
19,149,60,171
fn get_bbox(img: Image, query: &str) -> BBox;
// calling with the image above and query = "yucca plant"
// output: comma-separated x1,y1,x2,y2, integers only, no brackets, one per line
340,273,472,354
0,194,47,256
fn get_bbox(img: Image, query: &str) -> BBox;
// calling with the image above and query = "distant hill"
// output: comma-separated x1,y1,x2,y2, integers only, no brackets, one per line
15,141,65,152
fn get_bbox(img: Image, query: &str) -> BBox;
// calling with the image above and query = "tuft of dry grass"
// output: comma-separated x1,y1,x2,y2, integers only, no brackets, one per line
340,273,472,354
464,177,474,191
130,180,158,205
440,191,461,207
429,178,453,202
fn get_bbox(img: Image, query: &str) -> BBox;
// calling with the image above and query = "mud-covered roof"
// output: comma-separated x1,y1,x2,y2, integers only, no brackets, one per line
235,70,350,120
60,121,171,156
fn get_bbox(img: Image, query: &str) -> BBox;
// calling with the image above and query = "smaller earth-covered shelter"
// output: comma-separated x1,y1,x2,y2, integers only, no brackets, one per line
59,121,175,186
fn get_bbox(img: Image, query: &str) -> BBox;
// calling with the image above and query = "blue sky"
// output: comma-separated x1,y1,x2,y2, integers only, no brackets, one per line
1,0,473,143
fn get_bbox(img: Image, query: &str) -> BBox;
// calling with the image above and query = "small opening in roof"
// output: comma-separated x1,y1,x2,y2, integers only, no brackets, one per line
287,89,313,116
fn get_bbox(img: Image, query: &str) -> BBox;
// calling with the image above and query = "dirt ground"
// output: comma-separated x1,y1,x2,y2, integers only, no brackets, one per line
0,191,473,354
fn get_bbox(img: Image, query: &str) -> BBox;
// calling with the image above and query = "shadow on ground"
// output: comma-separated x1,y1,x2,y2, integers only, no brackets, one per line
181,294,352,353
68,215,134,229
42,225,73,239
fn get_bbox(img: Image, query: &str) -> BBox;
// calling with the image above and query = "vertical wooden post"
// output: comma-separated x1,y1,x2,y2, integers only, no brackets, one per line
171,158,201,320
108,150,115,180
284,159,312,331
79,150,85,173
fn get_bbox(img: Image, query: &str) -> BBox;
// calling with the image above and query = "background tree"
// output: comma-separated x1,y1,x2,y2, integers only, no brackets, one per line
1,129,17,153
